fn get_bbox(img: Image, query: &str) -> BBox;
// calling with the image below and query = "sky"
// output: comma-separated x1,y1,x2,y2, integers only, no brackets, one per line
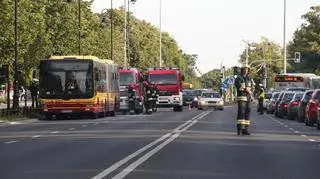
91,0,319,74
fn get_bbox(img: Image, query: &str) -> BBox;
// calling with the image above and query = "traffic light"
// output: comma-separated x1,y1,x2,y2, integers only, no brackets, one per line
220,73,223,79
294,52,301,63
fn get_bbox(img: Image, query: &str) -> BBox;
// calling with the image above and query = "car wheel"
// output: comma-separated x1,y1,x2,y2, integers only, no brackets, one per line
317,119,320,130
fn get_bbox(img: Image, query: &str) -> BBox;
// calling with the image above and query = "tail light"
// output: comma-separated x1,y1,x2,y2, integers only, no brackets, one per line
309,100,318,110
282,103,288,108
292,101,300,106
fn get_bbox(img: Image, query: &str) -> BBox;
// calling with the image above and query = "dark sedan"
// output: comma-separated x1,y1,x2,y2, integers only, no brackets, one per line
297,90,314,122
182,89,197,107
287,92,303,120
275,91,295,118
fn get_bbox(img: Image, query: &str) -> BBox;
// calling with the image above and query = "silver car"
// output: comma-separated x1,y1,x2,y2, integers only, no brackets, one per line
198,91,224,110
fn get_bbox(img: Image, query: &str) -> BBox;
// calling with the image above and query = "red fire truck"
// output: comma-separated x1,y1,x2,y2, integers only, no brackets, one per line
146,67,184,112
119,67,144,114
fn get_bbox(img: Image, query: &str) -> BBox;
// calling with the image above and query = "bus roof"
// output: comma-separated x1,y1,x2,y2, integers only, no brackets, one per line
277,73,318,78
49,56,100,61
100,59,115,64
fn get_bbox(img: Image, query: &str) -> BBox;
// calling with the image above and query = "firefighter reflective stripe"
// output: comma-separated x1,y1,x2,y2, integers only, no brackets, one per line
240,83,245,91
237,119,246,124
244,120,250,125
237,96,247,101
259,88,265,98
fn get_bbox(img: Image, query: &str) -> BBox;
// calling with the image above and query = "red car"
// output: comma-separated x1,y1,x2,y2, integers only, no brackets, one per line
305,89,320,126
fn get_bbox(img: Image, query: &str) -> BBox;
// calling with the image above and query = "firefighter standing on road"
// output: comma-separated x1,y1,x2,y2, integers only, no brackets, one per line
258,84,265,115
235,64,254,135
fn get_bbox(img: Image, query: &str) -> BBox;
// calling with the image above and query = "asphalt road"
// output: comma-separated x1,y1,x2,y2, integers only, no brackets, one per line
1,105,320,179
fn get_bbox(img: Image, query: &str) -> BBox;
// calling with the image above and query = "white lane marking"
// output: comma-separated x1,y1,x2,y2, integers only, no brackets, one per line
94,123,99,125
9,122,22,125
289,128,294,130
301,135,307,137
69,128,75,130
92,111,210,179
51,131,59,134
82,125,88,128
112,133,181,179
91,133,172,179
31,135,41,138
284,125,288,128
5,140,17,144
111,112,210,179
308,139,317,142
294,131,300,133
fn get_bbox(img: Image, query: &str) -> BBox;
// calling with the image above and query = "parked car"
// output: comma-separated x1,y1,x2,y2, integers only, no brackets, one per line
198,91,224,110
287,92,304,120
286,87,310,92
305,89,320,126
297,90,314,122
274,91,286,116
266,92,280,114
182,89,197,107
275,91,295,118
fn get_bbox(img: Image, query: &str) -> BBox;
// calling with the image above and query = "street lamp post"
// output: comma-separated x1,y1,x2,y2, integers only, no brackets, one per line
78,0,81,55
124,0,127,67
111,0,113,61
283,0,287,74
159,0,162,67
13,0,19,109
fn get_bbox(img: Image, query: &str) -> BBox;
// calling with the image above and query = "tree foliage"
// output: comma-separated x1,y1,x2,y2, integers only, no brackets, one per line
0,0,198,86
288,5,320,75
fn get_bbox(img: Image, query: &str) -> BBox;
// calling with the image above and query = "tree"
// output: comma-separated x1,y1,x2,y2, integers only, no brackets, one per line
239,37,283,89
288,6,320,75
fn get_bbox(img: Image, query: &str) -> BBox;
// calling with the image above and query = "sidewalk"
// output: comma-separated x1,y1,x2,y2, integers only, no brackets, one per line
0,100,32,109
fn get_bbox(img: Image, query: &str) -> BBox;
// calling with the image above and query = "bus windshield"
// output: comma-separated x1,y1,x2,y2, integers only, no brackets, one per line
120,72,135,86
149,74,177,85
39,60,94,99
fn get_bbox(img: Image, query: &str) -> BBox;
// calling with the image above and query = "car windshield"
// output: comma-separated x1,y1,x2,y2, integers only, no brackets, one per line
272,92,280,99
39,60,93,99
294,93,303,101
149,74,177,85
183,90,195,96
201,92,221,98
265,93,272,99
120,72,135,86
283,93,294,102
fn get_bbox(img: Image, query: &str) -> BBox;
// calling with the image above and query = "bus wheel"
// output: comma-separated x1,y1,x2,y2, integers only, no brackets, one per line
92,112,98,119
109,111,115,117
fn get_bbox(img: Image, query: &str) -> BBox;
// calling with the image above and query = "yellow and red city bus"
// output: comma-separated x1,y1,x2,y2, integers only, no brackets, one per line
39,56,120,119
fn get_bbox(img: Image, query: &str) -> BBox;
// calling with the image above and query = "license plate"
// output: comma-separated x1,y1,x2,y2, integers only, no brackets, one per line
61,110,72,113
159,98,167,100
186,102,192,104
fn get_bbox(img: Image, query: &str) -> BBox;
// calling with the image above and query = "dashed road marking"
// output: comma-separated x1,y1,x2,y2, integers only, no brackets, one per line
69,128,75,130
31,135,41,138
82,125,88,128
5,140,17,144
294,131,300,133
284,125,288,128
289,128,293,130
94,123,99,125
308,139,317,142
51,131,59,134
301,135,307,137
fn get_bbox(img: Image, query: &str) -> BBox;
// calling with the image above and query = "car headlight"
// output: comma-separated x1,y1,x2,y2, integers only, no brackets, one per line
147,90,151,94
200,100,206,104
219,100,224,104
174,97,180,101
193,97,198,101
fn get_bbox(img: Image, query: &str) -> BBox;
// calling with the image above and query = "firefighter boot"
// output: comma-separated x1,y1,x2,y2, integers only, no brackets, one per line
237,124,241,135
243,125,251,135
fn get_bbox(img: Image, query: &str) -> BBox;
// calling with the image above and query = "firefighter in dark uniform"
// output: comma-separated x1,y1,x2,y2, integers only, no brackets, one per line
258,84,265,115
235,64,254,135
